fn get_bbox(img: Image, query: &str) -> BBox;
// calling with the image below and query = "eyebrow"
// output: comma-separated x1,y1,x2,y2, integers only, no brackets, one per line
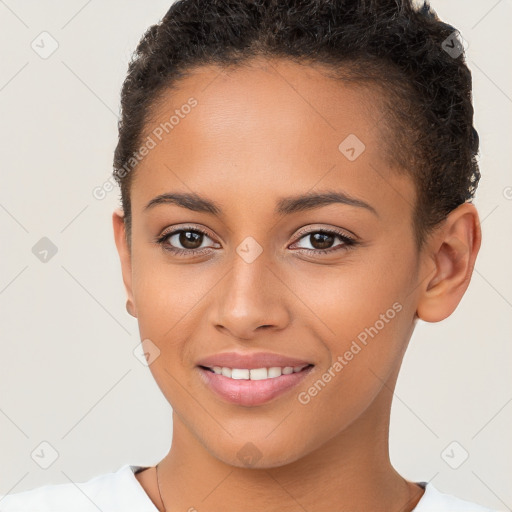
144,190,378,217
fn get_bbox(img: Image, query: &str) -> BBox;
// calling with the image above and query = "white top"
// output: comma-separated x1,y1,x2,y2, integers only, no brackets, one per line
0,463,501,512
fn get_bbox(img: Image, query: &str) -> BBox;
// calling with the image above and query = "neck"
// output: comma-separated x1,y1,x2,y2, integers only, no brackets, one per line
154,364,424,512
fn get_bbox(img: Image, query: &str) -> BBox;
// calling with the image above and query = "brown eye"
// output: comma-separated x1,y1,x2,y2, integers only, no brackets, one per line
156,226,220,256
173,230,204,250
308,232,335,250
291,228,357,255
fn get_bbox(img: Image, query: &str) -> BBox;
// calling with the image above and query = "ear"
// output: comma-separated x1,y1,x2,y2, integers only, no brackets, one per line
112,209,137,318
416,202,482,323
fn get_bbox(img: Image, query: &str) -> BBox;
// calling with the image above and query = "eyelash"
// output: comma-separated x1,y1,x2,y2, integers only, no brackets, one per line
154,225,358,257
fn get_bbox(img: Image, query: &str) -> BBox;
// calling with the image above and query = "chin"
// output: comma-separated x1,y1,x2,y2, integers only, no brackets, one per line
203,433,312,470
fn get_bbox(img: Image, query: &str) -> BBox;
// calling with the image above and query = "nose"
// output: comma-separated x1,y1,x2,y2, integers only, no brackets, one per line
210,253,291,341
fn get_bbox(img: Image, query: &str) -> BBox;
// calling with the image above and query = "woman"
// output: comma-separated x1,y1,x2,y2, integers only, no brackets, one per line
0,0,500,510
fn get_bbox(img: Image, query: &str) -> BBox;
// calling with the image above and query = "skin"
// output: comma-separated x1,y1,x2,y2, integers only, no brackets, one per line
113,57,481,512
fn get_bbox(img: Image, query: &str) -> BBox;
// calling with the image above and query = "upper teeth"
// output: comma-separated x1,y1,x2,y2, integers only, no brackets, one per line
210,365,308,380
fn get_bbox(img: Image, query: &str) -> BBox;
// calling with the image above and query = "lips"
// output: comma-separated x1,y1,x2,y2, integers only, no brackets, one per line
195,351,315,406
196,351,313,370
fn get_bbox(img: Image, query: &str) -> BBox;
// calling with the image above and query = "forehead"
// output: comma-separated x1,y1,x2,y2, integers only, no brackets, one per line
146,58,383,161
132,58,415,222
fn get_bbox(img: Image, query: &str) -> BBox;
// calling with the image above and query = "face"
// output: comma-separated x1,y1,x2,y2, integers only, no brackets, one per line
115,58,425,468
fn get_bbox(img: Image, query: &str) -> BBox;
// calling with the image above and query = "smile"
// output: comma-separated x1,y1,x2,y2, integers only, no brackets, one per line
202,364,311,380
197,364,314,406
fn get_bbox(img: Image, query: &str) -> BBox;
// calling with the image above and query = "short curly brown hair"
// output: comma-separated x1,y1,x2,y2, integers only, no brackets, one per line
113,0,480,251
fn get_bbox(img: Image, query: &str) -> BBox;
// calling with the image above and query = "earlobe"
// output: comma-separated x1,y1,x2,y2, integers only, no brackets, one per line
126,299,136,317
112,209,137,318
416,202,481,323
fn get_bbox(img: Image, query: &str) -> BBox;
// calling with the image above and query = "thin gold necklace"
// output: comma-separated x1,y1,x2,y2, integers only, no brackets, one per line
156,463,167,512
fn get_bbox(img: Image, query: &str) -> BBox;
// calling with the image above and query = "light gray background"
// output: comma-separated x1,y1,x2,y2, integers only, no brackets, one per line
0,0,511,509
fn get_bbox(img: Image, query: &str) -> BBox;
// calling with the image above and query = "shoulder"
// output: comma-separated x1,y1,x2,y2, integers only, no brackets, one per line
0,464,155,512
415,482,502,512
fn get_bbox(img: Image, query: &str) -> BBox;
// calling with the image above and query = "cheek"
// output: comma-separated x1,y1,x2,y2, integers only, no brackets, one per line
289,250,412,342
130,247,218,339
288,243,415,394
290,269,412,445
